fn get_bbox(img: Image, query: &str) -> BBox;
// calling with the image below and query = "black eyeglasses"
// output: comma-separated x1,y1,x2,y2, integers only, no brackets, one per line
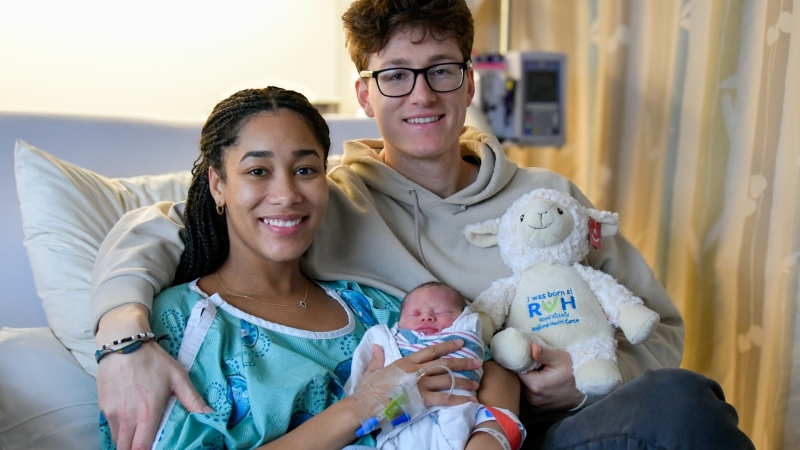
360,61,471,98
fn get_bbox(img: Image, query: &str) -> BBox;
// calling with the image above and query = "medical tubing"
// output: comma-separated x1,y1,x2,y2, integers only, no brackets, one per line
415,364,456,408
352,364,457,437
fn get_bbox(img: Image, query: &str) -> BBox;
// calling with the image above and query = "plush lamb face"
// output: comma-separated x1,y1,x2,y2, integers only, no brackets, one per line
465,189,619,273
518,196,574,248
463,188,660,397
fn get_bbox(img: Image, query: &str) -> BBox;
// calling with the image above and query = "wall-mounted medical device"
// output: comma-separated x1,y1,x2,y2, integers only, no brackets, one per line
474,51,567,147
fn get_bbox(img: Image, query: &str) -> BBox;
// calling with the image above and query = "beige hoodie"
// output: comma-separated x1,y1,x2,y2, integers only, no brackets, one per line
91,126,683,383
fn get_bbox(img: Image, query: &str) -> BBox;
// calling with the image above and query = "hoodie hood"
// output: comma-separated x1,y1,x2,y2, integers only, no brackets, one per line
340,126,517,209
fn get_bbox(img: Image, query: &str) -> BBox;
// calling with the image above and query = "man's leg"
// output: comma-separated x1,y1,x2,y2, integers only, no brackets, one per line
524,368,755,450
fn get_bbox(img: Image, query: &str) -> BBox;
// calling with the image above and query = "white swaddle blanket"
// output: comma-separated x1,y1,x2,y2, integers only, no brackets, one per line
346,308,486,450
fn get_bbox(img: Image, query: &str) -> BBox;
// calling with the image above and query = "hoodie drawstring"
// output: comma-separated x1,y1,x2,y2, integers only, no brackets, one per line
408,189,431,271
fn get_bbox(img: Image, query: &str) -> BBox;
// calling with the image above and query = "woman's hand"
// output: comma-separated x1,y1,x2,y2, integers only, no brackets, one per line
96,304,211,450
517,342,585,412
358,339,481,408
260,339,481,450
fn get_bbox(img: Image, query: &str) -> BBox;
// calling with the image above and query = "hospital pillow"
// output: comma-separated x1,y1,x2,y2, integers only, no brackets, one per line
14,140,191,376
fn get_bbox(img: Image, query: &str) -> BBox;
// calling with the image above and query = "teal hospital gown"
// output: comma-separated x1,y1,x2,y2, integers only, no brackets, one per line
99,280,401,450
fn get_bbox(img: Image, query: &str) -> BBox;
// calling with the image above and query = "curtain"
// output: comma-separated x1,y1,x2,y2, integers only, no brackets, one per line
492,1,800,448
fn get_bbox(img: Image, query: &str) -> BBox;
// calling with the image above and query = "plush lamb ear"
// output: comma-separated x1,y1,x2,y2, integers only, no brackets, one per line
463,218,501,248
588,209,620,237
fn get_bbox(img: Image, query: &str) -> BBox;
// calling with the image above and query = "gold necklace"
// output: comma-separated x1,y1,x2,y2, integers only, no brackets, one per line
215,272,308,309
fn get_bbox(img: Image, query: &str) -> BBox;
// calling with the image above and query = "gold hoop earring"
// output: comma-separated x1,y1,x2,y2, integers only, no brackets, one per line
216,204,225,216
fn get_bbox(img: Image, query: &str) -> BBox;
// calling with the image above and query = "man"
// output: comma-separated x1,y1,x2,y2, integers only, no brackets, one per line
92,1,754,449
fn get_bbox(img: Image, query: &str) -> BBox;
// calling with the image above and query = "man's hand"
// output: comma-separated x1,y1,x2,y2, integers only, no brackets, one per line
517,342,585,412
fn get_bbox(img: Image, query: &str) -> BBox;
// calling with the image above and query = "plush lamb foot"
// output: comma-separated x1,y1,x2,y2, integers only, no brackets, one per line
490,328,541,373
574,358,622,397
618,304,660,344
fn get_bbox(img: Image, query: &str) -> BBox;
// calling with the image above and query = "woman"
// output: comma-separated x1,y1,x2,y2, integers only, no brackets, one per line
96,87,504,449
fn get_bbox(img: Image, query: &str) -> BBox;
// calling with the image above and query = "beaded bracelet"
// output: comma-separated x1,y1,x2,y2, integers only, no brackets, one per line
95,333,168,363
97,332,157,351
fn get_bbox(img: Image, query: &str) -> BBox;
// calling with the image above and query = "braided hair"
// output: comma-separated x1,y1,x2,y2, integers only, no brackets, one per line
173,87,331,286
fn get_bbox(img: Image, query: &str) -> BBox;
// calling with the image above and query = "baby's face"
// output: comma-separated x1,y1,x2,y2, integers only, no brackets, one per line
398,286,463,335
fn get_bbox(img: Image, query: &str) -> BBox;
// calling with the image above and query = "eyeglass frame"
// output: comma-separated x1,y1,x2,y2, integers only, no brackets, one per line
359,60,472,98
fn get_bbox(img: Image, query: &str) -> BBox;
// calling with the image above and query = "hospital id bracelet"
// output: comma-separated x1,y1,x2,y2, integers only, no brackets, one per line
470,426,511,450
485,406,524,450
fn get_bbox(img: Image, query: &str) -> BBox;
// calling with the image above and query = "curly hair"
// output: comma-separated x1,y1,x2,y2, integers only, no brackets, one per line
172,87,331,286
342,0,474,72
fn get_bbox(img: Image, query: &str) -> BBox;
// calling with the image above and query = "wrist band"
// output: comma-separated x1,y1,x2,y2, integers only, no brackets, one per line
97,332,156,351
485,406,523,450
471,426,511,450
95,333,168,364
474,406,495,426
568,395,589,411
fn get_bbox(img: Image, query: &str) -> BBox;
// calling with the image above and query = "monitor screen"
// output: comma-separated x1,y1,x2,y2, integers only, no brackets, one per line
525,70,558,103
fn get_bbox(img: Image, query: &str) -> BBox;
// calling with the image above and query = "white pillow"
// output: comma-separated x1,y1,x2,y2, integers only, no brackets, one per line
0,327,100,449
14,140,192,376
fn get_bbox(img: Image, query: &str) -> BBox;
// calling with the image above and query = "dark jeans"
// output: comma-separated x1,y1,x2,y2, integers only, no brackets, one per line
521,368,755,450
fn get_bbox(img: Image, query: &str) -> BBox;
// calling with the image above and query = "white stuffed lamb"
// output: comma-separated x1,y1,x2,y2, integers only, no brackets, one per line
464,188,660,397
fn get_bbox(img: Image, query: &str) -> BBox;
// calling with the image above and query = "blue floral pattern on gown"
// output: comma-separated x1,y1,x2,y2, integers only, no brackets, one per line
99,280,401,450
